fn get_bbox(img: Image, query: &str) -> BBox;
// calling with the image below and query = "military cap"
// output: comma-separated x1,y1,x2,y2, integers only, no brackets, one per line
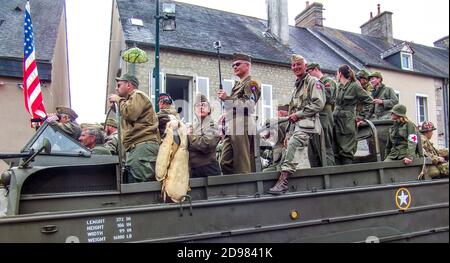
277,104,289,112
391,104,407,117
115,73,139,88
291,54,306,63
306,63,321,71
80,123,104,131
158,93,173,104
419,121,436,133
194,93,209,104
101,118,118,129
356,69,371,79
233,53,251,63
369,71,383,80
56,106,78,120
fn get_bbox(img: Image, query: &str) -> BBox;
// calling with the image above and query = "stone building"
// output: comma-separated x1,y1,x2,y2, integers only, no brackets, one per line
107,0,448,147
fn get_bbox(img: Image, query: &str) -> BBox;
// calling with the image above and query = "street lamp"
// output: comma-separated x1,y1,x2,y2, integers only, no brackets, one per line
154,0,176,112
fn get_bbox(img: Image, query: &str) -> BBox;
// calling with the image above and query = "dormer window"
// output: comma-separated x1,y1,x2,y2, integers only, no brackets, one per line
401,52,413,71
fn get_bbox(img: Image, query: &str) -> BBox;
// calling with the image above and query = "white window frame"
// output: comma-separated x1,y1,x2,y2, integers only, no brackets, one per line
416,93,429,124
401,52,413,71
195,76,210,99
395,90,400,102
260,84,274,123
222,79,235,96
149,72,166,102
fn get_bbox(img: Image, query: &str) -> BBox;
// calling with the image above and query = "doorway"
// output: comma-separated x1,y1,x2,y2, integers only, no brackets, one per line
165,75,192,123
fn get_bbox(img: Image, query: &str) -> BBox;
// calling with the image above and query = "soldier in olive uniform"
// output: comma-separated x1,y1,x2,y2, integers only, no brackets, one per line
268,54,325,195
47,106,82,140
102,118,119,155
188,94,222,178
333,65,373,165
217,53,261,175
79,128,111,155
260,104,289,172
108,73,160,183
307,63,336,166
384,104,418,165
368,72,399,120
419,121,448,178
356,69,374,120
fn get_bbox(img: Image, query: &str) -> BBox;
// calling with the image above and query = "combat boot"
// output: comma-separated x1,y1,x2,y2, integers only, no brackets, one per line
268,171,292,195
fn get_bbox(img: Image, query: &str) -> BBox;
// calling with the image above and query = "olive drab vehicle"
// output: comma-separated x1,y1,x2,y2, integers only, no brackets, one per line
0,120,448,243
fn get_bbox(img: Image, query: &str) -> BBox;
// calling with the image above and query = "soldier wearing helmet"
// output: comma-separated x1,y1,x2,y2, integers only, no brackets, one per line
384,104,419,165
419,121,448,178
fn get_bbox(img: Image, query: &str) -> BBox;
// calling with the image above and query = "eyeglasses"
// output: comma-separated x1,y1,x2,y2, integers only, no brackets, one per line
232,62,248,68
195,102,209,107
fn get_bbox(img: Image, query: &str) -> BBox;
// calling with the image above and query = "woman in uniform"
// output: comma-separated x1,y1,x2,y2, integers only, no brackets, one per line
333,65,373,165
384,104,419,165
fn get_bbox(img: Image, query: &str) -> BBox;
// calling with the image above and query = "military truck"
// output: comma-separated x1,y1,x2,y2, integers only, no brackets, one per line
0,120,448,243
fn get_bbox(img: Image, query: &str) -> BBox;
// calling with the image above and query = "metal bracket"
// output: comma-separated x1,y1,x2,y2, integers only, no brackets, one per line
179,195,193,217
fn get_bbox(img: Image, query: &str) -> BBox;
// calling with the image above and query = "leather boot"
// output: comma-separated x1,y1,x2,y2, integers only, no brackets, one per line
268,171,292,195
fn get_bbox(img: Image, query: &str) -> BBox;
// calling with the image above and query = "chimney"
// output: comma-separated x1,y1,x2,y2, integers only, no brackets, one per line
267,0,289,45
434,36,449,49
295,1,324,28
360,4,394,45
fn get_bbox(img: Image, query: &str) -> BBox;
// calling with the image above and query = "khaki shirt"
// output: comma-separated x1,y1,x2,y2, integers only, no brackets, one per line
223,75,261,133
356,82,374,119
118,89,160,152
370,84,399,120
289,74,325,134
224,75,261,115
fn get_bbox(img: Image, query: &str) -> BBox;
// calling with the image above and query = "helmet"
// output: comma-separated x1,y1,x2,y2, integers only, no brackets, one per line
391,104,407,117
419,121,436,133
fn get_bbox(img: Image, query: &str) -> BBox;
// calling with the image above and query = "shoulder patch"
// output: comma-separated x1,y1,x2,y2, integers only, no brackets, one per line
325,83,331,88
316,81,323,91
408,134,418,144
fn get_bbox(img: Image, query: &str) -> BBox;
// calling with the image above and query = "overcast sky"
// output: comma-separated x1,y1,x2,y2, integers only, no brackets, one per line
65,0,449,124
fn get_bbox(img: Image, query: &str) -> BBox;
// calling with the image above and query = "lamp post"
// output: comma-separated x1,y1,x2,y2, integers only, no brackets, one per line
153,0,176,112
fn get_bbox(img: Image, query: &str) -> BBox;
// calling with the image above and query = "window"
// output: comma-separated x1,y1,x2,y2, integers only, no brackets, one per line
150,72,166,102
222,79,235,96
395,90,400,102
260,84,273,123
416,95,428,124
401,52,413,71
195,77,209,98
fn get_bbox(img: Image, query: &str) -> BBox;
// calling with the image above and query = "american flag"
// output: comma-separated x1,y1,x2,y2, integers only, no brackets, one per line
23,1,47,125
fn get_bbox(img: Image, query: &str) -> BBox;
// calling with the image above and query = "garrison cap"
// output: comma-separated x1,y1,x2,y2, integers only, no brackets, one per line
80,123,104,131
115,73,140,88
356,69,371,79
232,53,251,63
56,106,78,120
101,118,118,128
194,93,209,104
307,63,321,71
391,104,407,117
369,71,383,80
291,54,306,63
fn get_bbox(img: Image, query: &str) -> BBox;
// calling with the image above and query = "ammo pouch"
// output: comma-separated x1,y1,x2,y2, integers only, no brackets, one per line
298,119,315,129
